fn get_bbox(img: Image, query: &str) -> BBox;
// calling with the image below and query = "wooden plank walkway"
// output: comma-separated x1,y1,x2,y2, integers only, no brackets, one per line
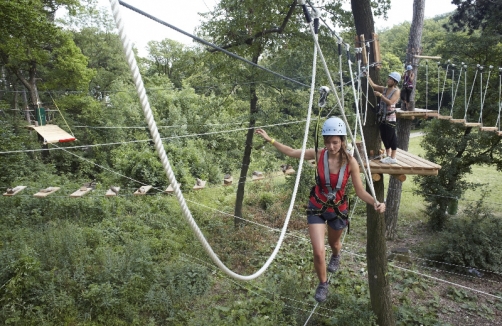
396,108,501,136
360,149,441,176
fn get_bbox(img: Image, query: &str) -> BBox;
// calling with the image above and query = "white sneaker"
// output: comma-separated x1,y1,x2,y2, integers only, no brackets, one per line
380,157,390,164
387,157,398,164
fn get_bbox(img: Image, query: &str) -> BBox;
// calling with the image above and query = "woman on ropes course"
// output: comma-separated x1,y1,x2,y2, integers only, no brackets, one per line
255,117,385,302
401,65,415,110
367,71,401,164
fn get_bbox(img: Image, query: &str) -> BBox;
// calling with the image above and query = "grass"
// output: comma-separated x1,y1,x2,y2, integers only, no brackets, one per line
404,133,502,213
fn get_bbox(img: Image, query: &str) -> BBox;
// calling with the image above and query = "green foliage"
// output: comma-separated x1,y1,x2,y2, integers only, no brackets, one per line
414,119,501,230
421,200,502,273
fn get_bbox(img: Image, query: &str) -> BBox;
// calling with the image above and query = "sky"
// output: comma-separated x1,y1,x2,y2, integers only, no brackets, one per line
95,0,457,56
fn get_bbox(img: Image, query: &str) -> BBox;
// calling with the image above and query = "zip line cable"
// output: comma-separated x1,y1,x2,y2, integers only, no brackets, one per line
110,0,317,281
117,0,309,89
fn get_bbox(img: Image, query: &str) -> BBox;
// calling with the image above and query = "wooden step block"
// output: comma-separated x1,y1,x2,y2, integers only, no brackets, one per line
480,127,497,132
497,131,502,136
437,115,452,120
34,187,60,197
134,185,152,195
105,186,120,197
70,186,93,198
193,179,206,190
3,186,27,196
372,173,382,182
390,174,407,182
251,171,264,181
223,176,233,186
284,168,295,175
450,119,465,124
464,122,482,127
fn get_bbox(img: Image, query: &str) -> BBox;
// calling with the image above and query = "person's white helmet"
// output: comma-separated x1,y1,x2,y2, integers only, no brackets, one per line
389,71,401,83
322,117,346,136
406,65,413,71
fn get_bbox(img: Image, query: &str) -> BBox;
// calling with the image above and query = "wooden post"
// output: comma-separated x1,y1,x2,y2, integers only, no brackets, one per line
360,34,367,65
372,33,381,70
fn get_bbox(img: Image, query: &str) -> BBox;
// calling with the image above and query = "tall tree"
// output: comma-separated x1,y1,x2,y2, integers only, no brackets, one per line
385,0,425,239
351,0,395,324
199,0,305,226
448,0,502,35
0,0,93,109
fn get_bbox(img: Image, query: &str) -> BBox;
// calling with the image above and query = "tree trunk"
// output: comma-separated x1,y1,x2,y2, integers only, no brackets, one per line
234,53,260,227
385,0,425,240
351,1,395,325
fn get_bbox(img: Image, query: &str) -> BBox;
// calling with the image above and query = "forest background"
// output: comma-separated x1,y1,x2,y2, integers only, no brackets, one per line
0,0,501,325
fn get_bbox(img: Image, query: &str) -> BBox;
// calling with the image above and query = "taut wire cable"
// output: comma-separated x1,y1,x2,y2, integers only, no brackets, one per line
109,0,315,281
117,0,308,88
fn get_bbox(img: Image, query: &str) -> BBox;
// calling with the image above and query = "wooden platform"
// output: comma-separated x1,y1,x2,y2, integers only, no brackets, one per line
27,124,76,143
360,149,441,177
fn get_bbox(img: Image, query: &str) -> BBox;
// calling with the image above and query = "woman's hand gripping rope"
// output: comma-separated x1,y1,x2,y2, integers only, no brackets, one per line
374,201,385,213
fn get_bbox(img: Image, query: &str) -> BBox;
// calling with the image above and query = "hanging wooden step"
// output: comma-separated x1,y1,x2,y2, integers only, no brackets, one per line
193,178,206,190
70,186,93,198
34,187,60,197
281,164,295,175
464,122,482,127
223,174,233,186
251,171,264,181
450,119,466,124
134,185,152,195
27,124,76,144
437,115,452,120
479,127,498,132
164,185,174,193
3,186,27,196
105,186,120,197
395,108,439,120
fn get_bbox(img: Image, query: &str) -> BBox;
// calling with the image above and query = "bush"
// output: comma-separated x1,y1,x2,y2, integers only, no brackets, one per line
422,200,502,273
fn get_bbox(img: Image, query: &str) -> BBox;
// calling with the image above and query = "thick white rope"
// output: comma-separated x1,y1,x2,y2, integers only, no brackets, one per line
109,0,315,280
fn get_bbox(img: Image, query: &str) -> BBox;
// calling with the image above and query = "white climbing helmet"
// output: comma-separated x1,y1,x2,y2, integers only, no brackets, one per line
389,71,401,83
322,117,346,136
406,65,413,71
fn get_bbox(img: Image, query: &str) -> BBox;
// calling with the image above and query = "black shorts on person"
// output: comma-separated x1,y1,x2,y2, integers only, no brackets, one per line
306,202,348,231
